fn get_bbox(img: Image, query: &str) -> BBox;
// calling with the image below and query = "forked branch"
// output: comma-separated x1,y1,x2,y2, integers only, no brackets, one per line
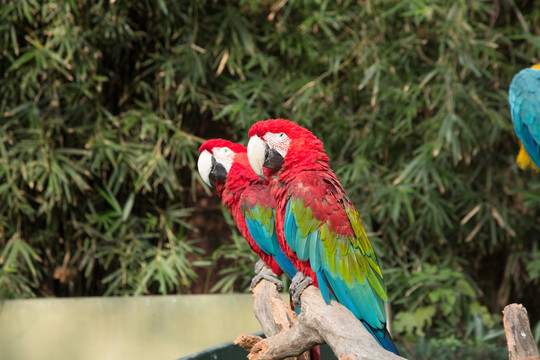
234,274,406,360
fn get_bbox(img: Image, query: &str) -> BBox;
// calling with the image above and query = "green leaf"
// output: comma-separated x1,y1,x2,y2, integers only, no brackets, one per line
122,193,135,222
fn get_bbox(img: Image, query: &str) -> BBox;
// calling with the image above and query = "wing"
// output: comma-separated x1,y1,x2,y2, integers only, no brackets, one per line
509,67,540,168
241,184,298,279
283,172,387,331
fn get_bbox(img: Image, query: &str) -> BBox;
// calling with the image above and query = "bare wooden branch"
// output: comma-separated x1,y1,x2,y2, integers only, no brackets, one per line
252,279,297,337
503,303,540,360
238,279,310,360
234,334,264,351
236,275,406,360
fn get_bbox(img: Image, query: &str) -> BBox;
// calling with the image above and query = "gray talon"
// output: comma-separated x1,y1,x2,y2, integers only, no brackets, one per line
254,259,265,274
290,272,312,305
249,260,284,291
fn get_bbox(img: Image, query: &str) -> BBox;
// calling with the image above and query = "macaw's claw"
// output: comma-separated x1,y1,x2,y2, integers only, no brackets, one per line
290,272,312,305
250,259,284,291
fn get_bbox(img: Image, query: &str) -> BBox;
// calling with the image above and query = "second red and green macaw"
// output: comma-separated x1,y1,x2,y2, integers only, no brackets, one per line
247,119,399,355
198,139,323,360
197,139,298,285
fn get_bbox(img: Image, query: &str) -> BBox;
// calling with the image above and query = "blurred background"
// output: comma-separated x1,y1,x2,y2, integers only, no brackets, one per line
1,0,540,359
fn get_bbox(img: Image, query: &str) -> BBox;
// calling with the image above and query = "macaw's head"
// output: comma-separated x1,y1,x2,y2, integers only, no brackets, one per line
247,119,328,178
197,139,246,189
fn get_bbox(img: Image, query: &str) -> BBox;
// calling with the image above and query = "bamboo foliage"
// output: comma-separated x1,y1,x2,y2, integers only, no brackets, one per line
1,0,540,355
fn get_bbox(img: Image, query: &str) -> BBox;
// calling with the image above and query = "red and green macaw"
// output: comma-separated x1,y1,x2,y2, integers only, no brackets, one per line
197,139,298,286
509,63,540,171
246,119,399,355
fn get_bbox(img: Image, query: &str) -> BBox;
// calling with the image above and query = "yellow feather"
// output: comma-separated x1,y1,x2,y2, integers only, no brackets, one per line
516,142,539,172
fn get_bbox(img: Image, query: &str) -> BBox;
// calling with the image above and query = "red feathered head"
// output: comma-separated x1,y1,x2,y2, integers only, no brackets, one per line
199,139,246,155
247,119,328,177
197,139,247,188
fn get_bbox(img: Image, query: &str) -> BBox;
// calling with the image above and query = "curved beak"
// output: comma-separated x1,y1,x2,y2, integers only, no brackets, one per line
247,135,267,178
197,150,229,188
197,150,214,187
210,160,228,182
247,136,285,179
265,148,285,172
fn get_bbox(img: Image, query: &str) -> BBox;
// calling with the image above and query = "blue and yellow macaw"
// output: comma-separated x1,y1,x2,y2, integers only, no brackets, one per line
509,64,540,171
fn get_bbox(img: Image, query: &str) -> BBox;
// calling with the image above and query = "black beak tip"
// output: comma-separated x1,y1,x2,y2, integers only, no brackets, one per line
264,148,284,171
209,161,228,182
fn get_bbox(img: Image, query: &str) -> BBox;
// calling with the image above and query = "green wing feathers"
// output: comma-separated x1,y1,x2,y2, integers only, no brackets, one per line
286,195,388,324
343,203,387,301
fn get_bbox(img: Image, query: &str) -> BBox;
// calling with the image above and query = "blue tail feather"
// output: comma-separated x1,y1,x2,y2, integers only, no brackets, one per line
274,249,297,280
362,321,400,355
317,270,399,355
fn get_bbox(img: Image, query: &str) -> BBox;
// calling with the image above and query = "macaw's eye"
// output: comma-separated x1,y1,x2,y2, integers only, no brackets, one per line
279,133,285,138
223,148,230,154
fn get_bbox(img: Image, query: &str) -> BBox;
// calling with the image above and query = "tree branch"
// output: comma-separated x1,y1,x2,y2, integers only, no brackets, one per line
234,279,310,360
234,273,406,360
503,303,540,360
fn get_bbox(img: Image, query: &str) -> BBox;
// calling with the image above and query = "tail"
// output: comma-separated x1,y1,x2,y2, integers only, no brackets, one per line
310,345,321,360
289,296,301,315
362,321,400,355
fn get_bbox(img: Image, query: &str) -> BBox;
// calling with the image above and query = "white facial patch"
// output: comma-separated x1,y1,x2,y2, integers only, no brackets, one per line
212,147,235,173
247,135,266,177
263,132,290,158
197,150,213,187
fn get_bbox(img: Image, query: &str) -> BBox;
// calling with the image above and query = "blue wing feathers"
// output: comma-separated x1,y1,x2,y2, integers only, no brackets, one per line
296,230,310,261
244,206,298,280
285,201,298,253
316,271,334,305
245,217,275,255
285,197,400,354
287,200,386,327
273,249,297,280
309,231,321,271
329,272,398,353
523,126,540,168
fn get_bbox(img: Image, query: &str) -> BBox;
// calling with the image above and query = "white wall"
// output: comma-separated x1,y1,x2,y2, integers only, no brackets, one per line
0,295,262,360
